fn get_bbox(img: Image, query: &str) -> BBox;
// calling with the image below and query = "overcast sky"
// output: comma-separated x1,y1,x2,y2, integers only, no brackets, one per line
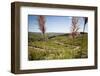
28,15,88,33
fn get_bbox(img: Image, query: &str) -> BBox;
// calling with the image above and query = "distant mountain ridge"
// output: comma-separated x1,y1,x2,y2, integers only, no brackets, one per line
29,32,87,36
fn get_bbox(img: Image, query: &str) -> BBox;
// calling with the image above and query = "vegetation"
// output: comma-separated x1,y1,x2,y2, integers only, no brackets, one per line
28,32,88,60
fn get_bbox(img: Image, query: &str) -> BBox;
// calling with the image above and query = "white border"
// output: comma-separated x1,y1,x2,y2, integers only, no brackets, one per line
20,6,95,70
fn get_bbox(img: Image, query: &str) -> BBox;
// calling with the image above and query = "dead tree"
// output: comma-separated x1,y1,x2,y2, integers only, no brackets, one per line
38,15,46,40
71,17,80,39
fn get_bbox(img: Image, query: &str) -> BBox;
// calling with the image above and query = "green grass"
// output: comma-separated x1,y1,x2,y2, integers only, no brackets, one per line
28,32,88,60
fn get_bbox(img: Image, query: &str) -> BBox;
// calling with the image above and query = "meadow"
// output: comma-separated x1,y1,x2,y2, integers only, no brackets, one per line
28,32,88,60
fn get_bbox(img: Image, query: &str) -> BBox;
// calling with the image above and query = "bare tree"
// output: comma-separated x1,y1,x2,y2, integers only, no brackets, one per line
38,15,45,34
38,15,46,40
71,17,80,39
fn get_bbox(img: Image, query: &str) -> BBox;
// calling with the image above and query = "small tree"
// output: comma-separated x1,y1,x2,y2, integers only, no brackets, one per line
38,15,46,51
71,17,80,39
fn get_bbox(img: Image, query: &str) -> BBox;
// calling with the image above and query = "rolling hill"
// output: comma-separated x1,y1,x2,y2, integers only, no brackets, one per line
28,32,88,60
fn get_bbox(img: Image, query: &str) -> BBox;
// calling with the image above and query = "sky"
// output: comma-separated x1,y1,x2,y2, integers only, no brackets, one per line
28,15,88,33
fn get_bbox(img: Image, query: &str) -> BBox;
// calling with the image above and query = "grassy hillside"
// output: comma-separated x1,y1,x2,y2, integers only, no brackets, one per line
28,32,88,60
